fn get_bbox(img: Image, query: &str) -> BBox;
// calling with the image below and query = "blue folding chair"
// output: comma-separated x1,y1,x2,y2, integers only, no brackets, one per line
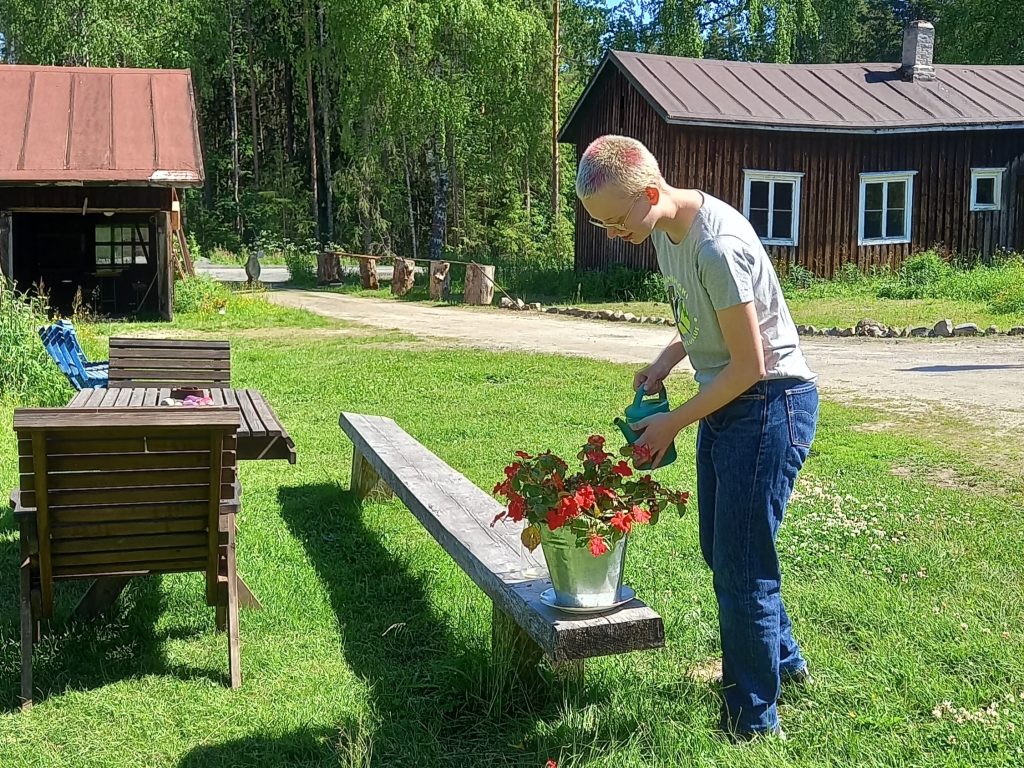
38,321,108,390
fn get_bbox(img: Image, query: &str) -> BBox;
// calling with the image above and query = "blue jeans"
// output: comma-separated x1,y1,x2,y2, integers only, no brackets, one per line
696,378,818,734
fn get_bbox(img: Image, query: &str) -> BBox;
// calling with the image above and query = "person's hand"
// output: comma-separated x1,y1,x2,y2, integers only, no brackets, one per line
629,410,682,468
633,361,670,394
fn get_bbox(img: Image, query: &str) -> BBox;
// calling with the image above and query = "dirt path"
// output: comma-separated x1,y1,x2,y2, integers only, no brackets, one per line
269,289,1024,429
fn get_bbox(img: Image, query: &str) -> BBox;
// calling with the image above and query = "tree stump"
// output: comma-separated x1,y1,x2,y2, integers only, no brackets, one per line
358,257,379,289
464,263,496,305
317,251,340,284
429,261,451,301
392,257,416,296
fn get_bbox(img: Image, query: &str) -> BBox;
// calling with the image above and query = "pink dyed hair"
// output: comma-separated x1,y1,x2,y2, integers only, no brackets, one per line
575,135,662,199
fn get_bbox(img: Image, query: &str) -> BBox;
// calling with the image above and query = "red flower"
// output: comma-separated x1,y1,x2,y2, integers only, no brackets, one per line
632,443,653,466
574,485,596,510
588,533,609,557
595,486,617,501
611,460,633,477
586,449,610,464
558,495,579,518
492,479,511,496
504,463,522,480
546,508,568,530
546,761,558,768
631,505,651,524
610,511,633,534
588,435,605,446
551,472,565,492
507,494,527,522
515,451,532,459
548,495,578,530
490,510,506,527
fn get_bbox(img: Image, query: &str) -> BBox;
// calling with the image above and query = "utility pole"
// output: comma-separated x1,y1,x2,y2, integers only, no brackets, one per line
551,0,560,256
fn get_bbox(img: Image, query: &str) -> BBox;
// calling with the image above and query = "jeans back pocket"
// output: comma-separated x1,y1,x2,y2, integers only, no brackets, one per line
785,382,818,449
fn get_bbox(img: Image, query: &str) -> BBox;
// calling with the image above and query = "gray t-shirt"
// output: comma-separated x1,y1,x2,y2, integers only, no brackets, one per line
650,193,816,389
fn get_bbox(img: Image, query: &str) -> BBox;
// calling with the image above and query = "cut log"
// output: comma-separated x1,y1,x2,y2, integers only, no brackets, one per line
392,258,415,296
464,263,495,306
429,261,451,301
358,257,379,290
317,251,341,284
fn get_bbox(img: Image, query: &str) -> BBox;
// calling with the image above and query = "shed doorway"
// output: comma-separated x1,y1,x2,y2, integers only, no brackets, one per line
12,212,158,316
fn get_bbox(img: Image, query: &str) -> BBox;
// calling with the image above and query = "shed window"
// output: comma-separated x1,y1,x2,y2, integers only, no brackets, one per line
95,225,149,268
858,172,916,245
970,168,1003,211
742,171,803,246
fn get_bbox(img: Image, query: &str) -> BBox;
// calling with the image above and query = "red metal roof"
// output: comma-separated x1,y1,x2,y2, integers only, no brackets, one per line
0,65,204,186
560,50,1024,138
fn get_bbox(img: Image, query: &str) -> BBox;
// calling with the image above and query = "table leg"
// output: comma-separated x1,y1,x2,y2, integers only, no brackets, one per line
73,576,133,620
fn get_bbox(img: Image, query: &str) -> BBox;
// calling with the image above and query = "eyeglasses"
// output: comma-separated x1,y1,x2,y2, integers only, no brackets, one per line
589,193,643,230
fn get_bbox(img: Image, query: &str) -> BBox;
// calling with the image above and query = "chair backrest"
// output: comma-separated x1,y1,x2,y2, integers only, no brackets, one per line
39,324,85,389
38,325,72,376
108,338,231,389
14,406,240,617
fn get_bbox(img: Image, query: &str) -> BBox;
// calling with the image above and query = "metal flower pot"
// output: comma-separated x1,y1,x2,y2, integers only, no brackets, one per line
539,523,628,609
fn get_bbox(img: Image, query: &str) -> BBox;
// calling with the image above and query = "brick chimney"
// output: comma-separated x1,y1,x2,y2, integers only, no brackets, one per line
902,20,936,82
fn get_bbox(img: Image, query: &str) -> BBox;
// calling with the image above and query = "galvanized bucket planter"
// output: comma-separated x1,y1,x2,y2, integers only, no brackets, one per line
539,523,628,609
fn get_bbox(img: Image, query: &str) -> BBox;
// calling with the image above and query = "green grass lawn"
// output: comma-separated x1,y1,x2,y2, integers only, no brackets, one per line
1,310,1022,766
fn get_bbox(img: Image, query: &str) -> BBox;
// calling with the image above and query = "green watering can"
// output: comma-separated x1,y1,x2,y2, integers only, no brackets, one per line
614,387,678,470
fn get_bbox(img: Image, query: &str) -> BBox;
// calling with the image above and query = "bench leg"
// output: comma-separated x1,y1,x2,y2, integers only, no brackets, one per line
20,557,33,711
551,658,586,694
351,447,393,502
491,603,544,690
74,576,133,620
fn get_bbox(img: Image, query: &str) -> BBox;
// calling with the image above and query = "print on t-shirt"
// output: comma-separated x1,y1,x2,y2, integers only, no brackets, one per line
664,275,699,345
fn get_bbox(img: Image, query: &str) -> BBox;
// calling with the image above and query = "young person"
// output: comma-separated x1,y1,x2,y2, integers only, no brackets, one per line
575,135,819,740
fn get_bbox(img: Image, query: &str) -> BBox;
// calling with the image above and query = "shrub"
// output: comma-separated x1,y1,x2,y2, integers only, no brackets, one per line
0,281,71,406
174,274,232,315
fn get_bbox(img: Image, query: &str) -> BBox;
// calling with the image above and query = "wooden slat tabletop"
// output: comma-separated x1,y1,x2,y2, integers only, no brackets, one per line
66,388,295,463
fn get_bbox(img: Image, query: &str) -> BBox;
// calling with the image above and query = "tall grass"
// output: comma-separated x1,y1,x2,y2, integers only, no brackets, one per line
0,281,71,406
781,251,1024,316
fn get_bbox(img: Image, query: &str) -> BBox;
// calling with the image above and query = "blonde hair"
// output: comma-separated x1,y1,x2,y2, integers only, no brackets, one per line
575,135,662,199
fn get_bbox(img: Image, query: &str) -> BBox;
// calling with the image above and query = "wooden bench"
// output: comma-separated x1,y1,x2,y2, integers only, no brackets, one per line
108,338,231,388
12,407,244,709
339,412,665,684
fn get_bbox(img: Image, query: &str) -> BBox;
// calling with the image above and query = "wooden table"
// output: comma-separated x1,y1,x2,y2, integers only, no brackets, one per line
64,386,296,617
67,387,296,464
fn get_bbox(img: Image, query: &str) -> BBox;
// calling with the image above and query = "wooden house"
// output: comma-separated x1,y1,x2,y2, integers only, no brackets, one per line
0,65,204,318
559,22,1024,276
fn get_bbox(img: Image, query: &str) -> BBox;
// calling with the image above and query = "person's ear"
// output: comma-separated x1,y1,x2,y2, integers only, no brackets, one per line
645,186,659,206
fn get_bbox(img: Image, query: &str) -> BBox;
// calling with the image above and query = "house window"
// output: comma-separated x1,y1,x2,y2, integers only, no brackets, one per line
743,171,803,246
971,168,1003,211
858,172,916,245
95,225,149,268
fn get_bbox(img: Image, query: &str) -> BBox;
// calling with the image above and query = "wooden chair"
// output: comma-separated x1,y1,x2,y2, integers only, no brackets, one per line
107,338,231,389
11,406,242,709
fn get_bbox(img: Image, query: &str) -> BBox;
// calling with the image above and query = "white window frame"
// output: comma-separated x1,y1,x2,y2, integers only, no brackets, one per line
742,170,803,246
970,168,1003,212
858,171,917,246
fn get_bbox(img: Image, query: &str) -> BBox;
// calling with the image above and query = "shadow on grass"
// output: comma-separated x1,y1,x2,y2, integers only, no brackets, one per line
269,482,653,767
0,513,231,710
177,724,364,768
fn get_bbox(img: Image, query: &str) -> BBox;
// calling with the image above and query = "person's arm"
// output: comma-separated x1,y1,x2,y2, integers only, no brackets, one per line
629,236,764,466
633,336,687,393
629,303,764,466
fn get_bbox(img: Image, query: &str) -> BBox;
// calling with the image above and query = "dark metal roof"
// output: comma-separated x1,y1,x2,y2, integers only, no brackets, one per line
560,50,1024,139
0,65,204,186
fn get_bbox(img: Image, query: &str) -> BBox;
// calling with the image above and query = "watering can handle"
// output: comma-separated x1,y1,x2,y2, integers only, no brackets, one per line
632,385,668,409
